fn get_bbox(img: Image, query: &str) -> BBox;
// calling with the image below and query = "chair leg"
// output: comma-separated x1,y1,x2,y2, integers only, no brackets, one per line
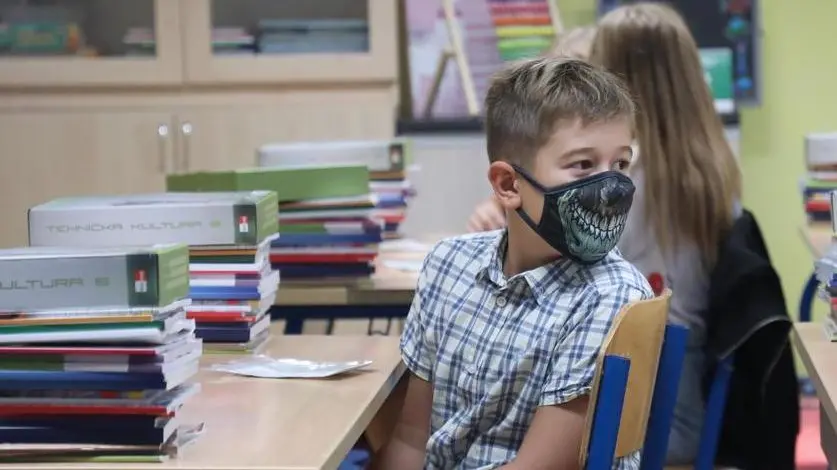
694,357,734,470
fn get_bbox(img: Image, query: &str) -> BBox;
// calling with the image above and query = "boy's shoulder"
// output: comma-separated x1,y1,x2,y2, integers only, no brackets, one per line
424,230,503,270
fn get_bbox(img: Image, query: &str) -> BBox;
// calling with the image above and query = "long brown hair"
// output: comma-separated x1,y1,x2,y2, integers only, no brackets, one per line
590,2,741,265
549,25,597,60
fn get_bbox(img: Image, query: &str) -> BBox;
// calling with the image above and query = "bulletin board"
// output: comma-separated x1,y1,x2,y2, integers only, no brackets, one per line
597,0,760,107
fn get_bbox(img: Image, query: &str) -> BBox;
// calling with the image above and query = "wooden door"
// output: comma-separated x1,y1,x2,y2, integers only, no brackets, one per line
0,110,175,247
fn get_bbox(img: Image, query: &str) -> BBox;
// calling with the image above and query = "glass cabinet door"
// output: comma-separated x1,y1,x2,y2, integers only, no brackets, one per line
181,0,396,85
0,0,182,87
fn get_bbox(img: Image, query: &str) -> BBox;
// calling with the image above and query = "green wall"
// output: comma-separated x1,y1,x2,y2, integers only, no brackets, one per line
558,0,832,322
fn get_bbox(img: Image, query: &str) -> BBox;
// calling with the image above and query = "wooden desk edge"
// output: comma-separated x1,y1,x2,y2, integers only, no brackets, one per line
793,324,837,429
323,361,408,469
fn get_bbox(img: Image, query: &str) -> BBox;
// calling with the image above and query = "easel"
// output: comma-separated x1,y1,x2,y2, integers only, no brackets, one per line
421,0,566,119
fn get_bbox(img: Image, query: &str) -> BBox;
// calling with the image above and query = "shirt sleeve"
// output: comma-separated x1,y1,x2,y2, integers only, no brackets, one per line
399,250,437,382
539,284,652,406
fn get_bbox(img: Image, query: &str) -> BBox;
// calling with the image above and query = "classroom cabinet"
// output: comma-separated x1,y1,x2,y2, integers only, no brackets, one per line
0,87,397,248
0,0,399,248
0,110,171,247
0,0,396,88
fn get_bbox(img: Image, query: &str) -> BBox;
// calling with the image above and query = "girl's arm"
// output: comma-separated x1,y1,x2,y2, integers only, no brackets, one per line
467,195,507,232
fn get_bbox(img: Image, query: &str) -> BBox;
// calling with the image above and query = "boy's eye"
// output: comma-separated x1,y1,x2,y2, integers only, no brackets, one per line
613,159,631,171
571,160,594,170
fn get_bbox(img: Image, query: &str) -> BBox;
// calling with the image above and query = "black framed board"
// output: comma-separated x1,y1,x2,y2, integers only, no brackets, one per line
597,0,760,107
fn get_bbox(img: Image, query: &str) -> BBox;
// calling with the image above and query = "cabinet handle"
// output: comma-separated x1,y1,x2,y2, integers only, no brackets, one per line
157,124,170,173
180,122,193,172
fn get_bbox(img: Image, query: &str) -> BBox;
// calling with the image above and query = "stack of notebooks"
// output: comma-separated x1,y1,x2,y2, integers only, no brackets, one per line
167,164,383,281
123,27,255,56
815,192,837,339
488,1,556,61
257,19,369,54
27,192,280,353
258,139,416,239
0,244,203,463
804,133,837,229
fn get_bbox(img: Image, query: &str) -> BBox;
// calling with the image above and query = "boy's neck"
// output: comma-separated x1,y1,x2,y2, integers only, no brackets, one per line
503,220,561,277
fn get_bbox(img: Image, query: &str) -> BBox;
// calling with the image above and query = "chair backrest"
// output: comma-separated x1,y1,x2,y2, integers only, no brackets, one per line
579,289,672,468
640,324,690,470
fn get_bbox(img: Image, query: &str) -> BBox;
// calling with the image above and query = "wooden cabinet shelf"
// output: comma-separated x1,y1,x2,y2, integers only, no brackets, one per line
0,0,397,89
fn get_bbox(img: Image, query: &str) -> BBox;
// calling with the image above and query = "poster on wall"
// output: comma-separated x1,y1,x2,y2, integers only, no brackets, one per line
405,0,557,120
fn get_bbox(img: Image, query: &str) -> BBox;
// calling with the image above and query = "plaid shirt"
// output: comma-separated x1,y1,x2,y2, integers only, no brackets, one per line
401,230,653,469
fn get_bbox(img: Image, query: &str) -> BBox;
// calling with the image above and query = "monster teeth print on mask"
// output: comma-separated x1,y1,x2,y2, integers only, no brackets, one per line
512,164,635,265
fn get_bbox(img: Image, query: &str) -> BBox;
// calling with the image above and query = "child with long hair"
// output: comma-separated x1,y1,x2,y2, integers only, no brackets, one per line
466,3,742,463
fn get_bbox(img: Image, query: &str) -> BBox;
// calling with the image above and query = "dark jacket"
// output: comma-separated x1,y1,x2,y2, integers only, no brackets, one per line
705,209,800,470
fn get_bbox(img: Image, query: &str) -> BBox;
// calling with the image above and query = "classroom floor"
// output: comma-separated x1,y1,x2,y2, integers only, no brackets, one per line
799,396,827,469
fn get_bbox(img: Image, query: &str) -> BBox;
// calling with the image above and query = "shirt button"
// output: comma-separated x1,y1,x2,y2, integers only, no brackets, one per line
495,296,508,308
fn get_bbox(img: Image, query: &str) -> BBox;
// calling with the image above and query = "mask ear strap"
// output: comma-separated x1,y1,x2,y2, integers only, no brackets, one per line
515,207,540,233
510,164,548,193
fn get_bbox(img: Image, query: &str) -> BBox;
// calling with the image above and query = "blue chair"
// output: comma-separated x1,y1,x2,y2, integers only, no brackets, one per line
581,290,673,469
662,356,734,470
640,325,690,470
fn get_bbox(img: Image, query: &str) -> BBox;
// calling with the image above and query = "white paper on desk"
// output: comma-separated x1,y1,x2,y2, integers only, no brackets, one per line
210,356,373,379
381,259,424,273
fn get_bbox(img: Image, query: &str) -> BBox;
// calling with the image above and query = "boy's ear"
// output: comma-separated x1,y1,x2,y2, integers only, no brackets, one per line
488,161,521,210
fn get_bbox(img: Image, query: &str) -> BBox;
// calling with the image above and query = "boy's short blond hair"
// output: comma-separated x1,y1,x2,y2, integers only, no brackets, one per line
484,58,635,168
549,25,597,60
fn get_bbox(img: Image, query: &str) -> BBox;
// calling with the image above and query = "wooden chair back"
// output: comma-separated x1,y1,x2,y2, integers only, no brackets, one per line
579,289,672,467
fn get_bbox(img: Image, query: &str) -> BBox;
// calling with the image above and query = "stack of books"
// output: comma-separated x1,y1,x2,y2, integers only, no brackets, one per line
258,139,416,239
27,192,280,353
168,164,384,281
816,192,837,339
0,244,203,462
803,133,837,229
257,19,369,54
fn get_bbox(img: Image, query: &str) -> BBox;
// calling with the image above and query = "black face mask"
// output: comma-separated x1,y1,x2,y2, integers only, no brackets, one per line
512,165,635,264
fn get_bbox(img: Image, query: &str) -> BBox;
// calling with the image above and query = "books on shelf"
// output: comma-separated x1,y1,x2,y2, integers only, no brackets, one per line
0,246,202,463
27,193,280,352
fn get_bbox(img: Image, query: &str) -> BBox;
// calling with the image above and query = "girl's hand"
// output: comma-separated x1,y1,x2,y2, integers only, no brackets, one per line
467,196,507,232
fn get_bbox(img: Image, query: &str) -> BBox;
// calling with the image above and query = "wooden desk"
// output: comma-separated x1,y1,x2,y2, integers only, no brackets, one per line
801,224,832,260
793,323,837,467
10,329,406,470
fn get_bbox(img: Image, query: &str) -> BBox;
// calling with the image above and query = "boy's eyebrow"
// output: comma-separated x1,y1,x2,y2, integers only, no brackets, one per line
559,147,597,161
559,145,634,161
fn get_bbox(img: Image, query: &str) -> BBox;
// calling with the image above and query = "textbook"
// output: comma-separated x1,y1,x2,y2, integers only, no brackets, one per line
0,245,189,312
257,139,411,178
166,164,370,202
28,191,279,248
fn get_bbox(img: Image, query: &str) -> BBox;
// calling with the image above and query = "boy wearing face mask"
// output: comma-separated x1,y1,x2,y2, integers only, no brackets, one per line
373,59,653,470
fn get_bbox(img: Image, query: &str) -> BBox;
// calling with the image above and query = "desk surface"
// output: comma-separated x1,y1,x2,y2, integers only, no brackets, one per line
794,323,837,426
11,327,405,470
801,224,832,260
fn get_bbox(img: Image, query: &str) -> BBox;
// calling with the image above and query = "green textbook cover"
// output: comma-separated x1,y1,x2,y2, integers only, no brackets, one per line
166,164,369,202
0,244,189,311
